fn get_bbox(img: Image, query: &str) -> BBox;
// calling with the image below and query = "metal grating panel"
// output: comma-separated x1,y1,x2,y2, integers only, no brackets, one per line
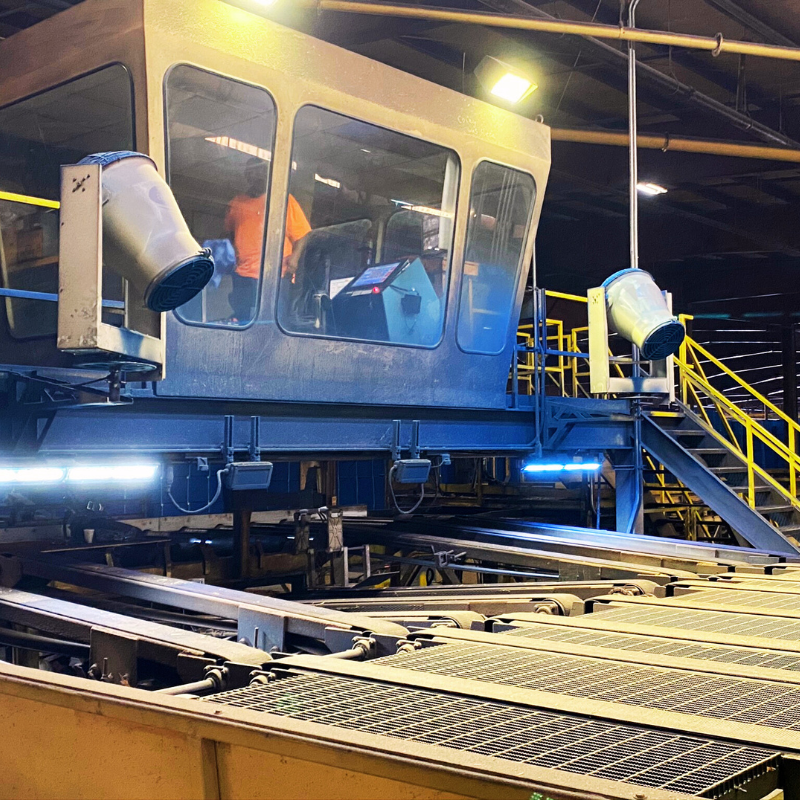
593,603,800,642
378,642,800,731
206,672,776,797
501,624,800,671
671,588,800,613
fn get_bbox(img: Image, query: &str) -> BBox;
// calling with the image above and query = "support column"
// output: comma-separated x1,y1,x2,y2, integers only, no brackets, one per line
782,324,797,422
232,508,251,580
611,448,644,534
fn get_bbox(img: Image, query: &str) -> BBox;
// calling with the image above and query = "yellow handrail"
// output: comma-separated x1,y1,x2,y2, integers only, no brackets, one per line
0,190,60,210
518,299,800,524
687,337,800,432
676,341,800,511
545,290,588,304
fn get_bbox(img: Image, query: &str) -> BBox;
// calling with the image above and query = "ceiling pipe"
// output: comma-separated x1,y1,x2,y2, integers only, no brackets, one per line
320,0,800,148
550,129,800,163
627,0,641,273
315,1,800,62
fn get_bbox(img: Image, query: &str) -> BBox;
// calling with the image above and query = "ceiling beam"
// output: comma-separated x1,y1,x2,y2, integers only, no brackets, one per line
701,0,797,48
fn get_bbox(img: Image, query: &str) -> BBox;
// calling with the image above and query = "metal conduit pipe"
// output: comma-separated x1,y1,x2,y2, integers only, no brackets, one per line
0,627,89,659
314,1,800,62
317,1,800,146
550,129,800,162
155,677,218,696
155,665,227,696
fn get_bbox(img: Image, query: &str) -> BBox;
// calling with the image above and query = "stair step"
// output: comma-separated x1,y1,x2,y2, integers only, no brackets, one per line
779,525,800,534
671,429,707,437
756,504,796,514
711,466,748,473
690,448,731,455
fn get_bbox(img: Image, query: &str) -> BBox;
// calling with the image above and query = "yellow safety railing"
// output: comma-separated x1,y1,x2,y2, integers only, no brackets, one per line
516,294,800,524
517,291,625,398
518,319,570,397
0,190,60,210
677,316,800,511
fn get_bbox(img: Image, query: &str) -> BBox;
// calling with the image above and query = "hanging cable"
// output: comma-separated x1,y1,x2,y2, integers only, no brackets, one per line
167,466,229,515
388,464,426,515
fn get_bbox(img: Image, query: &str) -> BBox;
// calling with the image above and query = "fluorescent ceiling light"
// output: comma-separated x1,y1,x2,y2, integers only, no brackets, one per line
315,174,341,189
637,182,668,196
67,465,159,483
491,73,536,104
206,135,271,162
391,200,453,218
0,467,65,484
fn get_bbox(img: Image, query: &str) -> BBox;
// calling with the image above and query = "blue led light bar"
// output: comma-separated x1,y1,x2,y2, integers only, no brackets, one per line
522,462,602,474
0,465,159,485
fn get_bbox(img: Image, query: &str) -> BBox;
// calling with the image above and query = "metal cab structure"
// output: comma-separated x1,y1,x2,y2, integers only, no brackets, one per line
0,0,551,413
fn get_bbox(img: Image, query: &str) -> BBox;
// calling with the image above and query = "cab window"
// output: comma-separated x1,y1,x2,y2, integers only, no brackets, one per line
0,64,134,339
457,162,535,355
277,105,459,348
165,65,276,327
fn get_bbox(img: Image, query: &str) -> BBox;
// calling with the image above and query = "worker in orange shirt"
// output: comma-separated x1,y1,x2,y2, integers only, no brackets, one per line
224,157,311,323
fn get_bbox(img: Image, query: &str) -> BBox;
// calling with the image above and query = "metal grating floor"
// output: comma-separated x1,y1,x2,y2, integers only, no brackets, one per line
378,641,800,731
670,588,800,613
500,623,800,671
592,603,800,643
206,672,777,797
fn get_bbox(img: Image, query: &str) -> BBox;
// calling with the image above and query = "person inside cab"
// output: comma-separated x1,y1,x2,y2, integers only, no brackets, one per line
224,157,311,323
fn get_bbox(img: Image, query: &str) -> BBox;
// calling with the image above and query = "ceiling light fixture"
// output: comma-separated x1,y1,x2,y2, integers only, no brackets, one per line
205,135,271,161
475,56,538,105
315,174,341,189
637,182,668,196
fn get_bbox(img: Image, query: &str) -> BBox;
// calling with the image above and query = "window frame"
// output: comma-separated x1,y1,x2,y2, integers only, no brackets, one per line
163,63,278,332
0,61,137,168
455,158,536,357
0,62,136,341
275,103,461,351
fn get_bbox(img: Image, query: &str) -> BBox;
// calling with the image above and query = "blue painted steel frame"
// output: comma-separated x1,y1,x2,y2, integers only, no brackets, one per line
14,395,631,459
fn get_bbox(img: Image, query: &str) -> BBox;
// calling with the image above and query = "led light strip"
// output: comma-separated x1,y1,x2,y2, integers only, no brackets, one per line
522,462,602,473
0,465,159,484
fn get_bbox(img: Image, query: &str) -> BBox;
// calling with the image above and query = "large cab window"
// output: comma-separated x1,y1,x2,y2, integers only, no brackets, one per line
165,65,276,327
0,65,133,339
278,106,459,347
457,162,535,355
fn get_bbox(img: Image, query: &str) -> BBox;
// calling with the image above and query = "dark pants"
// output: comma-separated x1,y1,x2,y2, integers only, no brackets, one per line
229,273,258,322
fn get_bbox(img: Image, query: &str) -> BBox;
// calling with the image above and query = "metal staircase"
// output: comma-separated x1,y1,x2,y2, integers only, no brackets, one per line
642,408,800,554
640,331,800,555
523,293,800,554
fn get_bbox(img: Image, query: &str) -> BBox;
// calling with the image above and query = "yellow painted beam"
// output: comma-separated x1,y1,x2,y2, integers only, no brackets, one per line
0,190,59,210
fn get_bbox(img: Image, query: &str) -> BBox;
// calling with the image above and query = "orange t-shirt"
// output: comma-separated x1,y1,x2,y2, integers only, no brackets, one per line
225,194,311,280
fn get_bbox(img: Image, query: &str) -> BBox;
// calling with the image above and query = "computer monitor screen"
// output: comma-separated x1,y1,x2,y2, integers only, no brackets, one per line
351,262,403,288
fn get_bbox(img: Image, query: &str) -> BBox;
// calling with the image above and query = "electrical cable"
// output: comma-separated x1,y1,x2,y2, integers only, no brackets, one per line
167,467,228,515
388,464,426,515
